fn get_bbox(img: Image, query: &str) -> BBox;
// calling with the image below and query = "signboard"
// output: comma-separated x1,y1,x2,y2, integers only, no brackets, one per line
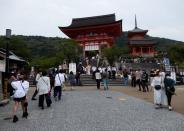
69,63,76,75
163,57,170,66
0,60,5,72
85,45,99,51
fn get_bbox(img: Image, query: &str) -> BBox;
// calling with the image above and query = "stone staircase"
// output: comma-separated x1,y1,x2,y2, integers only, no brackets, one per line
80,74,123,86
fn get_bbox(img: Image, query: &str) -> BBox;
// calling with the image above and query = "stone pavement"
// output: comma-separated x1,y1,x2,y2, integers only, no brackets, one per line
0,89,184,131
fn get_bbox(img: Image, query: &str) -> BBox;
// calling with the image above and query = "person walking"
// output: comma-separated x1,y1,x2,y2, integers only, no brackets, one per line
95,69,102,90
136,69,142,91
151,70,165,109
123,69,129,86
11,72,29,123
54,70,65,101
141,70,149,92
75,71,81,86
131,70,136,87
102,68,109,90
37,71,51,109
68,71,76,90
32,71,42,100
164,73,175,111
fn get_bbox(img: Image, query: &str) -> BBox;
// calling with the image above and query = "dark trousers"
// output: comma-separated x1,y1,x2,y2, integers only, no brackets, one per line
54,86,62,100
39,94,50,108
131,77,136,87
141,81,149,92
32,88,38,99
166,90,173,106
96,79,101,89
112,71,116,79
136,79,141,91
92,71,95,79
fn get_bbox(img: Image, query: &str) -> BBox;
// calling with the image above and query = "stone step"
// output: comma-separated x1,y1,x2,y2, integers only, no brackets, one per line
80,74,124,86
81,83,123,86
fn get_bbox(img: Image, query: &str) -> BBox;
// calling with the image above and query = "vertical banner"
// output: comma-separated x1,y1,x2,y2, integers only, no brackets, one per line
69,63,76,75
0,60,5,72
163,57,171,72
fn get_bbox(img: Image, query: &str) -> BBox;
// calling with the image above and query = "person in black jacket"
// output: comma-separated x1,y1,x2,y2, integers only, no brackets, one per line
141,70,149,92
164,73,175,111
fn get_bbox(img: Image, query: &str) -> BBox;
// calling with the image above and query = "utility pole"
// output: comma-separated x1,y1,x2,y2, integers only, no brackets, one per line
3,29,11,99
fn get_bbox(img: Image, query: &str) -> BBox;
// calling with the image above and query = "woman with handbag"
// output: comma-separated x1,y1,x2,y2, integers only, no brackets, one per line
37,71,51,109
151,70,165,109
11,72,29,123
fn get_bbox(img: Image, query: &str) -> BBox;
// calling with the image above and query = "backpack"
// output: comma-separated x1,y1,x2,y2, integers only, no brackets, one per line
141,73,148,81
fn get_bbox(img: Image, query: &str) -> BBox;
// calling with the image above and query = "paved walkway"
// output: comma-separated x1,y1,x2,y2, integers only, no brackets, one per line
0,89,184,131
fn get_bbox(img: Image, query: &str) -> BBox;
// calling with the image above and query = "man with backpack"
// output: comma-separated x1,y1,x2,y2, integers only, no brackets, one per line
141,70,149,92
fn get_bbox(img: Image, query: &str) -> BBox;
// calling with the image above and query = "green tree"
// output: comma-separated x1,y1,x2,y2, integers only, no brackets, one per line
102,44,129,65
0,36,31,60
167,44,184,66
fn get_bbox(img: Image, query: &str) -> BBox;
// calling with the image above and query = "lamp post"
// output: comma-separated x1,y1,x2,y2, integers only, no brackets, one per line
5,29,11,75
3,29,11,99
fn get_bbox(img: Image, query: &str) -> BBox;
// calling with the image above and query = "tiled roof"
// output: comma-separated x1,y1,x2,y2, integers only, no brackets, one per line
65,14,117,28
129,39,157,45
128,27,148,33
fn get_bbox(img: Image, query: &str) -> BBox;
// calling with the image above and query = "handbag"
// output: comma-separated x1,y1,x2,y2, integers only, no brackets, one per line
154,85,161,90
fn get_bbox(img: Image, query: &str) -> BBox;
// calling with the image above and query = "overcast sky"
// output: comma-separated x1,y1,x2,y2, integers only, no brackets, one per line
0,0,184,41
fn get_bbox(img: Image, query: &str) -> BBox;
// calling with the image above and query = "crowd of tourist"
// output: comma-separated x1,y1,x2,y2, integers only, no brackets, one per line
7,60,177,123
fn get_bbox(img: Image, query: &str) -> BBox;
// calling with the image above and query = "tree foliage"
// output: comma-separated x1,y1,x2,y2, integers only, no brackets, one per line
167,44,184,66
102,44,130,65
1,34,184,69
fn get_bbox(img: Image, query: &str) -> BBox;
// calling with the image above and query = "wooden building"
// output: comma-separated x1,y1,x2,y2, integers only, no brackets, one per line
59,14,122,57
0,49,26,100
128,16,157,57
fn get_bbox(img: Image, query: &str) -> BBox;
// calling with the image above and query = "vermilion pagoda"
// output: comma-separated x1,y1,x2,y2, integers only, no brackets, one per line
59,14,122,57
128,16,157,57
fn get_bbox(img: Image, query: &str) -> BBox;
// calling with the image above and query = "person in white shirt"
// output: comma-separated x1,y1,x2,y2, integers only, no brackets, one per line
54,70,65,101
151,70,167,109
112,66,117,79
11,72,29,123
37,71,51,109
95,69,102,89
32,71,42,100
92,66,97,79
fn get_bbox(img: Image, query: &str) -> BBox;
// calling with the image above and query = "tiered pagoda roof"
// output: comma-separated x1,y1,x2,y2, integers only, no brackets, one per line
128,15,157,45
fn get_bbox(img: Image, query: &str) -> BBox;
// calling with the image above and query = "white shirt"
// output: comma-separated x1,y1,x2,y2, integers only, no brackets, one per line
95,72,102,80
11,80,29,98
54,73,65,86
37,76,51,95
151,76,163,87
107,66,111,71
92,66,97,72
112,67,116,71
135,71,142,80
